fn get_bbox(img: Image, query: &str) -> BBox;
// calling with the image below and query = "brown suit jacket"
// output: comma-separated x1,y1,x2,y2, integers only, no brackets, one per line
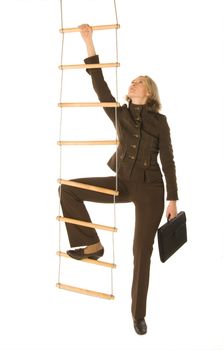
84,55,178,200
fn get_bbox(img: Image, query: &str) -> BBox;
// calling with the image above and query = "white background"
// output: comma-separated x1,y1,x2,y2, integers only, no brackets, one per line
0,0,223,349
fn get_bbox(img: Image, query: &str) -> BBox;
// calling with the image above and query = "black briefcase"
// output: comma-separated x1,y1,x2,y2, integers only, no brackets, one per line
157,211,187,263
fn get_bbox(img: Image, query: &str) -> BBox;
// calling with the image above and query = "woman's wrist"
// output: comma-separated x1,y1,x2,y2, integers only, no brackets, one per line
85,38,96,57
85,39,96,57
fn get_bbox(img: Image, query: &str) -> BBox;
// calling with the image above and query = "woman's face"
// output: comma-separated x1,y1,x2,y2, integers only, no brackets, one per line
128,76,150,100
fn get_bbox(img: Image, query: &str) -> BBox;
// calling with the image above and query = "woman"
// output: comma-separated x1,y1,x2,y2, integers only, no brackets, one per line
59,24,178,335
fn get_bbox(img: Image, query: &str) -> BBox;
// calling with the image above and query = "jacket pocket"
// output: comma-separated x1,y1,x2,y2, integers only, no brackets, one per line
144,168,163,184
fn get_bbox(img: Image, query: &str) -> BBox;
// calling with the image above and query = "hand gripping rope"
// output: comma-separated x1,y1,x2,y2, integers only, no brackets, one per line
57,0,120,300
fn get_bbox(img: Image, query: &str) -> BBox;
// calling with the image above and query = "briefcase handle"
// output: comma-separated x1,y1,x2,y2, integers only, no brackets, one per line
167,214,171,222
167,211,181,222
167,211,186,224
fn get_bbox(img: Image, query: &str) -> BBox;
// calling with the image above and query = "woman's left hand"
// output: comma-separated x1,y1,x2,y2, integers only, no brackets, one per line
166,201,177,220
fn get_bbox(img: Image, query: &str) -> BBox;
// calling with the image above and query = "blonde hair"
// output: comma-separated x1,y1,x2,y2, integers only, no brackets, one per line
126,75,162,113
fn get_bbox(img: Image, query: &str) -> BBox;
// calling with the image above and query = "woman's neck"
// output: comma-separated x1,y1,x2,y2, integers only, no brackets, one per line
131,97,147,105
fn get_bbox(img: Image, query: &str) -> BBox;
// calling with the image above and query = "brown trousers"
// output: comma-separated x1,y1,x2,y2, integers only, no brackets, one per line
59,175,164,319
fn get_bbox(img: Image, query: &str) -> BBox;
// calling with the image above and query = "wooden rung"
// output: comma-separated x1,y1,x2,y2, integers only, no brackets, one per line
56,283,115,300
57,140,119,146
56,251,116,269
59,63,120,70
60,24,120,33
58,102,120,108
58,179,119,196
57,216,117,233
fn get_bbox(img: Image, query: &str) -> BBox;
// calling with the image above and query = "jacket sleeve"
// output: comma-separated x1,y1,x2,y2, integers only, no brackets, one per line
84,55,119,125
159,115,179,200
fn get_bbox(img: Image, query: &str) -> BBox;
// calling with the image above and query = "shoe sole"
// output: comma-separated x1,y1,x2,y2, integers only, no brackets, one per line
88,254,102,260
66,249,104,261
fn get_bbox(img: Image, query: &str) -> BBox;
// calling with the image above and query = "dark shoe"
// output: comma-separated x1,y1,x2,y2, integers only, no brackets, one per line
66,248,104,261
133,318,147,335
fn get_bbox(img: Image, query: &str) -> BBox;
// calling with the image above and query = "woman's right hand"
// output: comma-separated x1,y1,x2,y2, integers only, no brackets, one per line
78,24,96,57
78,24,93,43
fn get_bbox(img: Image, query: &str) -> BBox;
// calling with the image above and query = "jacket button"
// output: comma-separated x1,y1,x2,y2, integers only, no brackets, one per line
134,134,139,138
129,155,135,160
130,144,136,148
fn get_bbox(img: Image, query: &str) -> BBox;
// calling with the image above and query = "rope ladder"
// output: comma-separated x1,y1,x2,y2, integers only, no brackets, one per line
57,0,120,300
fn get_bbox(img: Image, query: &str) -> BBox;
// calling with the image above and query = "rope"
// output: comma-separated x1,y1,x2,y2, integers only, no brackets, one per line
111,0,119,297
57,0,65,285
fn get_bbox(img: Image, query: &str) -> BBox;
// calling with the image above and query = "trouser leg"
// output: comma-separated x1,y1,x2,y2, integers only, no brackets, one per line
131,184,164,319
59,176,130,247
